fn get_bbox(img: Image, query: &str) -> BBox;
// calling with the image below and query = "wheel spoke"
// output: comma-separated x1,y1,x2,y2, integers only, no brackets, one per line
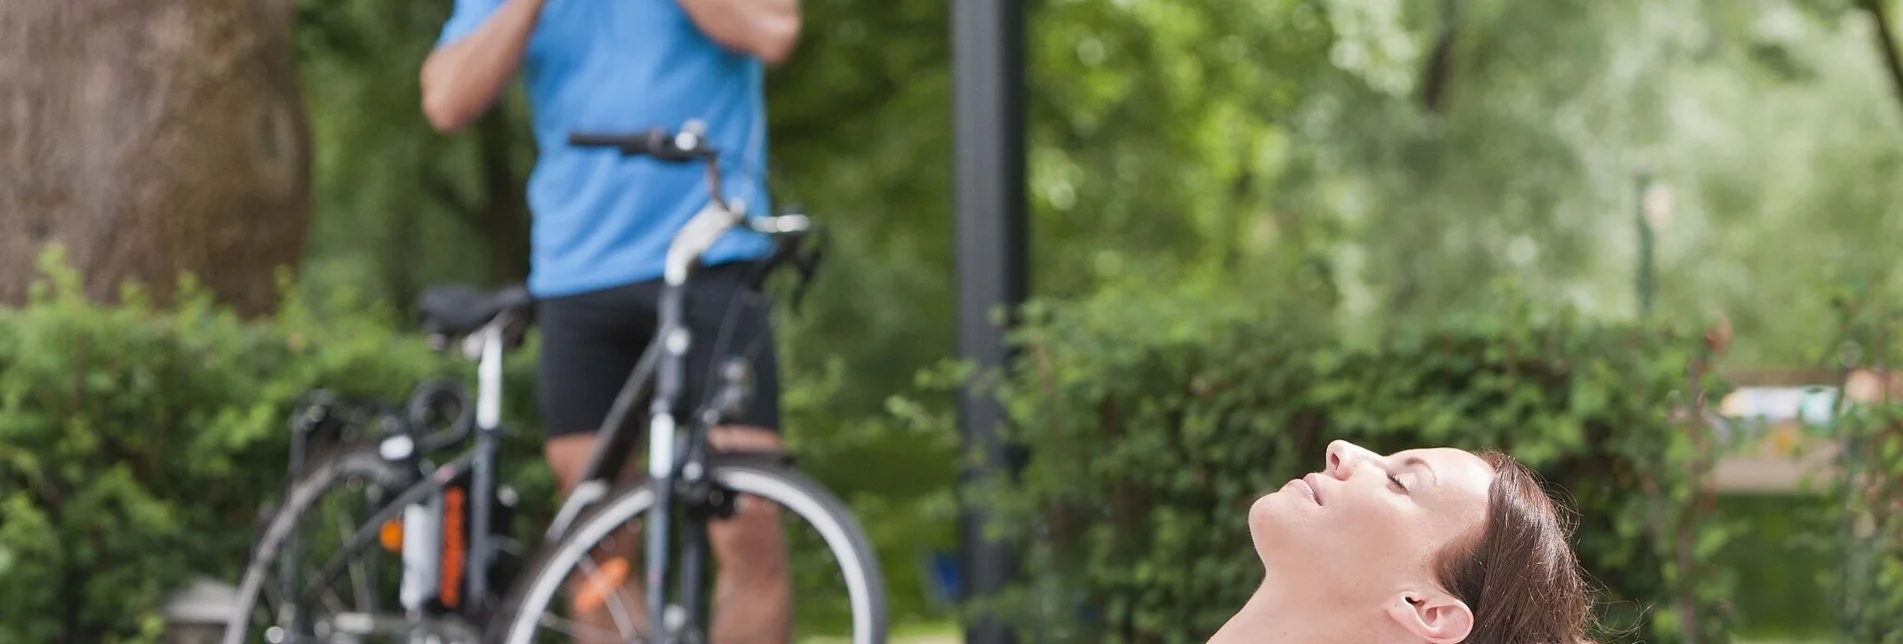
336,506,376,611
535,611,640,642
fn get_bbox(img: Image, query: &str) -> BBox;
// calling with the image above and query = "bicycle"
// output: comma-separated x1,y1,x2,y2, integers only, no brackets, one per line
222,120,889,644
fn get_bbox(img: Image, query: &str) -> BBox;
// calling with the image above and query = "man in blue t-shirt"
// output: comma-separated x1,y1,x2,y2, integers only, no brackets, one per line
421,0,798,640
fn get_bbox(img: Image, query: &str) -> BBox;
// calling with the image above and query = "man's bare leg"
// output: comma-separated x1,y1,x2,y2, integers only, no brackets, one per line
705,426,792,644
546,434,645,644
546,427,792,644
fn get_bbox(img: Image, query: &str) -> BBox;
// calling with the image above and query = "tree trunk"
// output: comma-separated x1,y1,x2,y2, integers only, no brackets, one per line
478,108,531,286
0,0,312,317
422,105,531,288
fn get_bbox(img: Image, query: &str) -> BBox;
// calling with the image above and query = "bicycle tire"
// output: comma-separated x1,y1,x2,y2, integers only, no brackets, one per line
486,461,888,644
222,446,417,644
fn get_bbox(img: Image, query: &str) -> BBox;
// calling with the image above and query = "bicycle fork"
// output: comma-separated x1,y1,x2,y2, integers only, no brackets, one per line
645,279,690,641
643,278,747,642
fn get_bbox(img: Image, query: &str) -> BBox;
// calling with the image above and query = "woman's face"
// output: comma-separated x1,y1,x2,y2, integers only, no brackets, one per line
1249,440,1495,598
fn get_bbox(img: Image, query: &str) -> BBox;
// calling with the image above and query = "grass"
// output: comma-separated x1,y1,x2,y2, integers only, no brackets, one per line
795,620,959,643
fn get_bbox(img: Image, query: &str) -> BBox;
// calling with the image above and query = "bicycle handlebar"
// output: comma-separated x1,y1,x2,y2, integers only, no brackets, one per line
568,127,714,164
565,119,821,305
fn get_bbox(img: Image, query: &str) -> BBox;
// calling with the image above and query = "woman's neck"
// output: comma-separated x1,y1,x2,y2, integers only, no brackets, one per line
1205,578,1400,644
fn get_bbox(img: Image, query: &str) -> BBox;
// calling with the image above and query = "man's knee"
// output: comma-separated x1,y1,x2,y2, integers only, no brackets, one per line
706,425,781,453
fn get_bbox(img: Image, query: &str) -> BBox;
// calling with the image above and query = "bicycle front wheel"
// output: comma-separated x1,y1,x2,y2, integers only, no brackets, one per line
488,462,887,644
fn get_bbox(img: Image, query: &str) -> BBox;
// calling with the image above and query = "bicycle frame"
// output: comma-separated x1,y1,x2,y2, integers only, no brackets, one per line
291,266,729,607
285,320,519,626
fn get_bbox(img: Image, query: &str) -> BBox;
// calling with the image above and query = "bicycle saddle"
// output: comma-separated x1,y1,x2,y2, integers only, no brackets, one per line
418,284,534,337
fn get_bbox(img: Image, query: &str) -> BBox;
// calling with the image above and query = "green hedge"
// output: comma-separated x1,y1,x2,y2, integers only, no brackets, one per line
0,250,504,643
938,281,1738,643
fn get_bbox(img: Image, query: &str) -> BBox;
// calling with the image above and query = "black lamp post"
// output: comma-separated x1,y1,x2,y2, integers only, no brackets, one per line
951,0,1027,642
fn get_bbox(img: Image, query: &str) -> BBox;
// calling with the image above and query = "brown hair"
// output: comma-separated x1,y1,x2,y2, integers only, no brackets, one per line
1434,451,1596,644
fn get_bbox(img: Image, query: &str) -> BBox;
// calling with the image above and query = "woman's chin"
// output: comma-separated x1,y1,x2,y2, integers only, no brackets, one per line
1248,490,1293,543
1250,487,1323,553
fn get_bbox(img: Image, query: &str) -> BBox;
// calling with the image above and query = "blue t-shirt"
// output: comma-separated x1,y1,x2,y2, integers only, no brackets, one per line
436,0,774,298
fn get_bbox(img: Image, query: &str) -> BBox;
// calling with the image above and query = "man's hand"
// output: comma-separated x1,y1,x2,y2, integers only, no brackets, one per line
420,0,546,133
675,0,802,66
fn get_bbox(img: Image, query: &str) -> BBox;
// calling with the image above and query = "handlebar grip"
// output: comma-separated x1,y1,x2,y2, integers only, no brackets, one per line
568,131,662,155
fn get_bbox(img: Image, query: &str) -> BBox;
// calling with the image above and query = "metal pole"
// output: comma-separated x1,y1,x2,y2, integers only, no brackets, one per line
952,0,1026,642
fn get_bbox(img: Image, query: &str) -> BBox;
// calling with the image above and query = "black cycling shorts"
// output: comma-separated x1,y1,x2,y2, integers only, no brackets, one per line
534,260,782,440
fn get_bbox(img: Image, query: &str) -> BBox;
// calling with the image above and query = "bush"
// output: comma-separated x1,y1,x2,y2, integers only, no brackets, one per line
935,280,1738,643
1825,398,1903,642
1812,294,1903,642
0,249,550,643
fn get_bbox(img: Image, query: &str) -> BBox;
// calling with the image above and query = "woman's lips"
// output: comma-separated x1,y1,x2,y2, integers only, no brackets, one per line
1300,473,1325,506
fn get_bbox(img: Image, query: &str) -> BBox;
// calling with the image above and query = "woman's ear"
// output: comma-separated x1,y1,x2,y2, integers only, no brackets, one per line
1384,590,1474,644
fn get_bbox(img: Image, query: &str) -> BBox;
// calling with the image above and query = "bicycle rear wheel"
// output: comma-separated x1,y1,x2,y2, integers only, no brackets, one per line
223,446,479,644
487,461,887,644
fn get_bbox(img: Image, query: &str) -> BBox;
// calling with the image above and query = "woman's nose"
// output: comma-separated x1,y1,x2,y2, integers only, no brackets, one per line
1325,440,1377,480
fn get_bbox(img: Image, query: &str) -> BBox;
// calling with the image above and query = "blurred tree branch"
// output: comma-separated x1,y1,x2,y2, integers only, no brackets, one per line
475,106,530,284
415,104,529,285
420,166,476,223
1860,0,1903,119
1419,0,1463,114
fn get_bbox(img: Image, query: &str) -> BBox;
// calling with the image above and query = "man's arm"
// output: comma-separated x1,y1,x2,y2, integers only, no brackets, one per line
420,0,546,133
675,0,802,66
